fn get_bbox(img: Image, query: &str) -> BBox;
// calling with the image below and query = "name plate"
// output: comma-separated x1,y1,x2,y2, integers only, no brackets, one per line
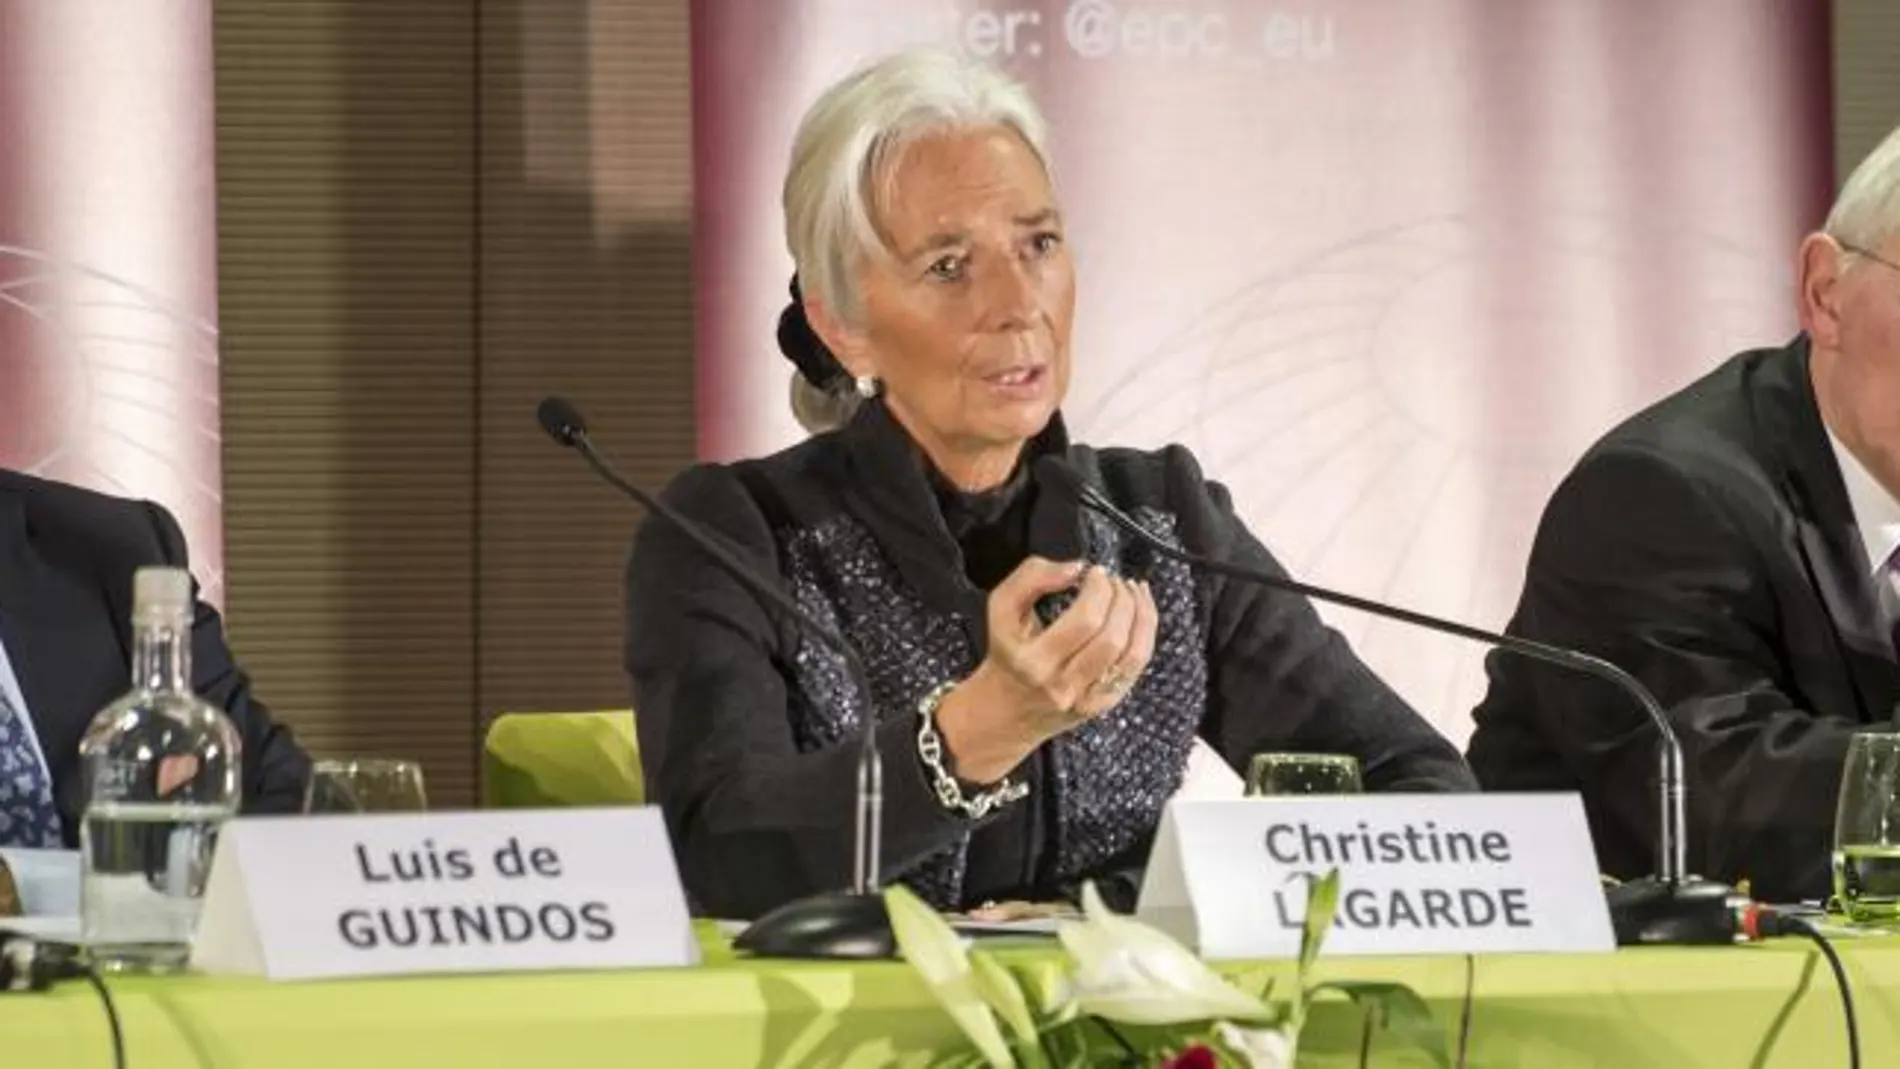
1136,794,1614,959
191,808,697,980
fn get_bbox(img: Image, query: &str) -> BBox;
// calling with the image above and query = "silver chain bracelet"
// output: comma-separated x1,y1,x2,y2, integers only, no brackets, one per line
915,679,1029,820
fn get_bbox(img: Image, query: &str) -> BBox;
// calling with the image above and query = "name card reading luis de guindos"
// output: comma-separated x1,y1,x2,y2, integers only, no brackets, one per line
192,809,696,980
1137,794,1614,959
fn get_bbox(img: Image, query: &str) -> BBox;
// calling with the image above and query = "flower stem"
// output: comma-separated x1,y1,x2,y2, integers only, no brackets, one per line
1036,1025,1061,1067
1092,1017,1141,1064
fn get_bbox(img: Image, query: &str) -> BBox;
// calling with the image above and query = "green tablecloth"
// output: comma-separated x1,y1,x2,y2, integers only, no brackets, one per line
8,923,1893,1067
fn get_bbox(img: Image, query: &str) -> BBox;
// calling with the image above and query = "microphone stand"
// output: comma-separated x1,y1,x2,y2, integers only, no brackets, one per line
541,399,894,958
1065,474,1743,945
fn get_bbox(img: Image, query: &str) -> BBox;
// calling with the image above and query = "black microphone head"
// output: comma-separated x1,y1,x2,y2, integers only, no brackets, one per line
537,395,589,448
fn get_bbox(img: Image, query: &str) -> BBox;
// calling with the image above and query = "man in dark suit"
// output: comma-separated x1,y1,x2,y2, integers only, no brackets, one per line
1467,129,1900,903
0,468,309,849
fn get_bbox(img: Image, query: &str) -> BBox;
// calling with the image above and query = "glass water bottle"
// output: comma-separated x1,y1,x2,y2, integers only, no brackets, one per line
78,566,241,972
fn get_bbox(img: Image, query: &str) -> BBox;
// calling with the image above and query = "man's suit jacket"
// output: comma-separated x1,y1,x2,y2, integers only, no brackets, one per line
0,469,309,842
1467,335,1900,902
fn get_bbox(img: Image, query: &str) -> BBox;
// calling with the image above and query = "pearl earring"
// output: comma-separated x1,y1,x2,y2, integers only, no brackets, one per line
854,375,879,399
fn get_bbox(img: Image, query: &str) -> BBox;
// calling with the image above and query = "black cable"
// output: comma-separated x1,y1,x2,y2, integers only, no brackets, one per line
0,932,126,1069
1754,911,1858,1069
1789,920,1858,1069
80,964,126,1069
1456,952,1475,1069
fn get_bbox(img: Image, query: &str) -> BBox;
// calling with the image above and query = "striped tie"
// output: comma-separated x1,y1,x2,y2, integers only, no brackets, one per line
0,688,61,848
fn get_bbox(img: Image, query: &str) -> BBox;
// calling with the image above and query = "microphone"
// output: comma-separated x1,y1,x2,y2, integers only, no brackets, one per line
0,931,51,993
537,396,893,958
0,928,81,991
1035,455,1743,946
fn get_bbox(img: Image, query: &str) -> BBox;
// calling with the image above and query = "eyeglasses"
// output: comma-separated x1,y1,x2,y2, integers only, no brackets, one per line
1838,240,1900,277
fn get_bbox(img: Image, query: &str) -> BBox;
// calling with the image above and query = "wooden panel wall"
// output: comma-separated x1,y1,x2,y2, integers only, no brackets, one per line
216,0,691,806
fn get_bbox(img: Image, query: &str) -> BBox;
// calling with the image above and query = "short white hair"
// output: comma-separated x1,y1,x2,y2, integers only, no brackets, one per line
782,48,1055,327
1827,123,1900,253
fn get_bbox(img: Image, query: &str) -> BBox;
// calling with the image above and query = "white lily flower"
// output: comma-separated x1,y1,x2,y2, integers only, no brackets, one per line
1216,1022,1297,1069
883,886,1016,1069
1055,883,1273,1026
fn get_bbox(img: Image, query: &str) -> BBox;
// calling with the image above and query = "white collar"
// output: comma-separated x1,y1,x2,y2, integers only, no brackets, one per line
1826,428,1900,578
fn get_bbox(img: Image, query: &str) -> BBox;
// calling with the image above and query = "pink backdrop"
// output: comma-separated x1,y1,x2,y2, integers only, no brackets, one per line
693,0,1832,744
0,1,225,601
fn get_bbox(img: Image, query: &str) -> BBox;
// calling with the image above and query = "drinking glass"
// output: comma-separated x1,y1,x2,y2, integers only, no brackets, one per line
1246,753,1363,796
303,759,429,814
1834,732,1900,924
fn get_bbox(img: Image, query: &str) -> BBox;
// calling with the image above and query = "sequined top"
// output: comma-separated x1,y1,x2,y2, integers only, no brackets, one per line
624,401,1475,919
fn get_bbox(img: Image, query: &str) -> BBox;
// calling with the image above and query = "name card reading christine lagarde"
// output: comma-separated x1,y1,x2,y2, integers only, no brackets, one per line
1136,794,1615,959
191,808,697,981
1261,818,1526,928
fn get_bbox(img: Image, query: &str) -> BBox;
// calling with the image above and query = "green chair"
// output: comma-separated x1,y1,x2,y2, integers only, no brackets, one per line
481,710,645,808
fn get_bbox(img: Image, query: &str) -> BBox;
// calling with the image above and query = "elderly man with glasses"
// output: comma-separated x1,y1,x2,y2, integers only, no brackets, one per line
1466,124,1900,905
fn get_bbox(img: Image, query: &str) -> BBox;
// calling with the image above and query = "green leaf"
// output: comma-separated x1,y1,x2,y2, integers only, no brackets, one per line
1297,868,1342,980
1309,980,1450,1069
884,885,1017,1069
968,950,1047,1069
1033,1018,1096,1068
1016,964,1080,1030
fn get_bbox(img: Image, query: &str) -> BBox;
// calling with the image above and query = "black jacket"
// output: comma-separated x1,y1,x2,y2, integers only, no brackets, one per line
0,469,310,836
1467,337,1893,902
626,401,1474,919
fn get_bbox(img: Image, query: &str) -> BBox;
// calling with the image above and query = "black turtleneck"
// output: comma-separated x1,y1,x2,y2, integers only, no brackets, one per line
924,453,1061,904
930,461,1034,592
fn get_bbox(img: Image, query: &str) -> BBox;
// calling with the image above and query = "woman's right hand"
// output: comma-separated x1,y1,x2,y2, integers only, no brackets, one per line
933,557,1158,785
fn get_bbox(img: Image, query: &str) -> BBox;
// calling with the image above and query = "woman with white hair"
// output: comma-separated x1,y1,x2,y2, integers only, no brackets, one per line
626,48,1473,921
